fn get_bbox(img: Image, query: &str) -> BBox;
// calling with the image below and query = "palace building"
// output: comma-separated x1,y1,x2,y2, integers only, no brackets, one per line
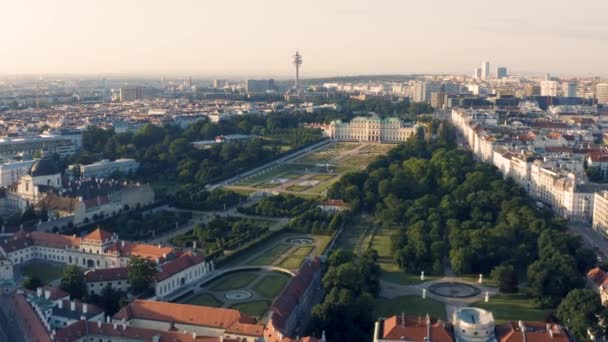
311,115,420,142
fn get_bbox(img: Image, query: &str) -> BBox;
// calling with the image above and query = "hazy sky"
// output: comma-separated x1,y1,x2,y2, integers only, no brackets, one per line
2,0,608,78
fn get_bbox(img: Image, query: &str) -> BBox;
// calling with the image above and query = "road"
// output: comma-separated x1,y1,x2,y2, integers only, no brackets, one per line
207,139,331,190
568,221,608,258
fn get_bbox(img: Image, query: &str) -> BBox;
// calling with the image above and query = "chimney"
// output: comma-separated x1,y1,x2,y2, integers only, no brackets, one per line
44,289,51,299
547,324,554,339
36,287,43,297
121,240,125,248
519,320,526,342
192,332,197,339
113,322,117,330
122,322,127,330
80,315,86,321
70,300,76,311
401,312,405,327
97,320,102,328
83,303,88,314
58,300,63,309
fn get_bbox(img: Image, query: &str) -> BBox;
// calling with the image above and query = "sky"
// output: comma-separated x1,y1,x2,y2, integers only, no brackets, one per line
1,0,608,78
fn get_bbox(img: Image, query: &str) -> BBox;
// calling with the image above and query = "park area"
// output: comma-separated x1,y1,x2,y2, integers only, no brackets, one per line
178,270,293,321
19,261,66,284
227,142,395,198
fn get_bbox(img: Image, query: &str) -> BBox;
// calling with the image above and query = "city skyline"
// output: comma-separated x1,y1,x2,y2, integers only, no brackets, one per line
2,0,608,78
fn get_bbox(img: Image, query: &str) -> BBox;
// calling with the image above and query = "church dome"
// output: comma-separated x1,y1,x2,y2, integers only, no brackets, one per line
29,158,59,177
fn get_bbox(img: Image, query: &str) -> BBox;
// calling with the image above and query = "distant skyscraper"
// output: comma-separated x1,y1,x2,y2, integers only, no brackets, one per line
496,67,507,79
292,51,303,94
562,82,577,98
119,86,143,102
246,79,275,94
481,61,490,79
597,83,608,104
540,80,558,97
473,67,482,79
545,73,552,81
161,76,165,89
213,80,227,89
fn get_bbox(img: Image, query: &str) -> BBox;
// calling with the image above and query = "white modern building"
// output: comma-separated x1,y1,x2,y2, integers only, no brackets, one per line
540,81,558,97
73,158,139,178
597,83,608,104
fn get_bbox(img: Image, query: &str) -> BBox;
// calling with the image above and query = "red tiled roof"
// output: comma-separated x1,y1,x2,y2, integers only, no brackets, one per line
83,228,114,243
588,267,607,285
265,258,321,342
155,252,205,281
0,231,80,253
53,320,237,342
382,315,453,342
113,300,263,337
320,199,347,207
12,293,51,342
106,241,174,260
497,321,569,342
85,267,129,282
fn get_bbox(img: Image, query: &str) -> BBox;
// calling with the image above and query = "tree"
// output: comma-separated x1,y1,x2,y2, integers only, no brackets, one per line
22,276,43,290
556,289,604,340
127,256,157,294
490,264,518,293
60,265,86,299
89,286,128,316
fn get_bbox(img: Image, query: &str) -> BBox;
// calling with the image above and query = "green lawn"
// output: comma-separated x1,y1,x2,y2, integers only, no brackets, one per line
247,244,291,265
230,300,272,320
286,184,311,192
312,234,333,256
253,273,291,298
310,174,335,181
371,227,439,285
21,262,66,284
472,293,552,323
291,246,313,257
278,257,305,269
186,293,223,307
456,275,499,288
206,272,260,291
375,295,446,321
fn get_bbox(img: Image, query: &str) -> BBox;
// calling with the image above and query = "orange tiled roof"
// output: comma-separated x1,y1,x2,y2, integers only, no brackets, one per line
382,315,453,342
53,320,237,342
106,241,174,260
12,293,52,342
155,251,205,281
83,228,114,242
113,300,263,337
497,321,570,342
587,267,607,285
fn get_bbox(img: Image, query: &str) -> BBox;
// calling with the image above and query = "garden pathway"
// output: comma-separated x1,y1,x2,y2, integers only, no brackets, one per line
380,276,499,320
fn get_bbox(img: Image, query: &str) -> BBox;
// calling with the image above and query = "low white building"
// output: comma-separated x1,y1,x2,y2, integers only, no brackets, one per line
74,158,139,178
452,307,496,342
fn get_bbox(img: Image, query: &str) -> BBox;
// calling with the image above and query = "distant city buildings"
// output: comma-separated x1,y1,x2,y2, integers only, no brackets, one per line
540,80,559,96
597,83,608,104
246,79,276,94
481,61,490,79
496,67,507,79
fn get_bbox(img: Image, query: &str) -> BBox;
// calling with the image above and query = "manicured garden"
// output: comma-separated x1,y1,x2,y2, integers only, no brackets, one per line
253,273,291,298
205,272,259,291
278,257,305,269
247,243,291,265
291,246,313,257
374,295,446,320
472,293,551,323
20,262,66,284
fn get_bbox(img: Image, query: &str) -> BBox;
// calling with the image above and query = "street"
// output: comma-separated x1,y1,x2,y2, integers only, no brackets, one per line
568,221,608,259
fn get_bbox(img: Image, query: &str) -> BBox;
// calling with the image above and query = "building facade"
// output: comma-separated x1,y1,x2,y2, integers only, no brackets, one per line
321,115,418,142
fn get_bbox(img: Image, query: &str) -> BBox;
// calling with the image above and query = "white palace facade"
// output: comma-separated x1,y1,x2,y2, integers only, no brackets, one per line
311,115,420,142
